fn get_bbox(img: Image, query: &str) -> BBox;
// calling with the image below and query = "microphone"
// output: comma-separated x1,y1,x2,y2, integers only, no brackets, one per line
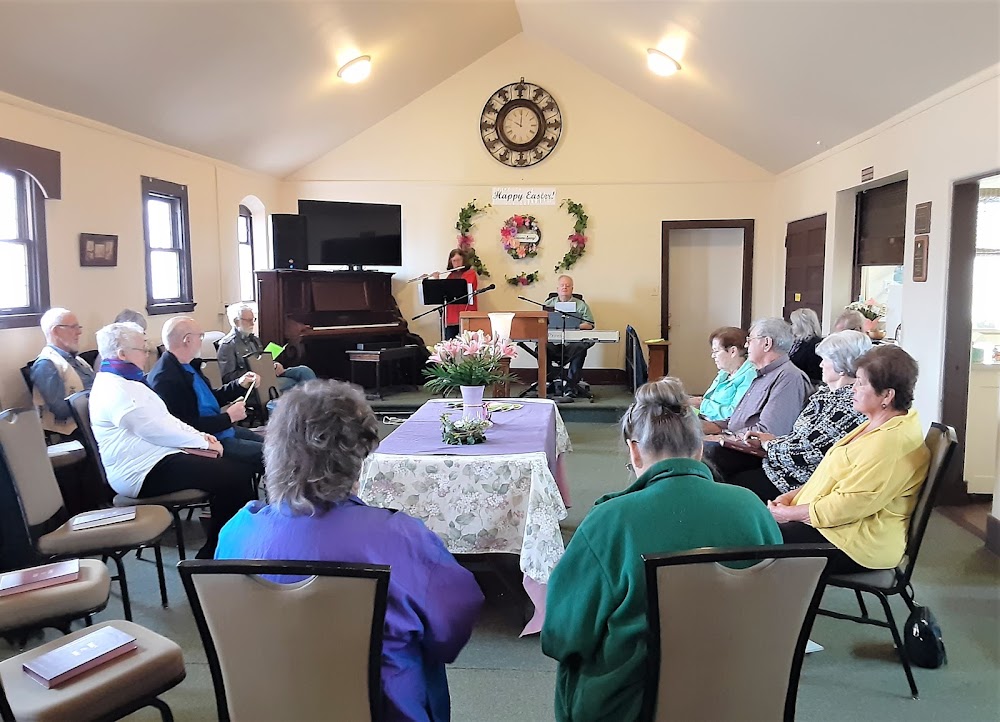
517,296,534,303
472,284,496,297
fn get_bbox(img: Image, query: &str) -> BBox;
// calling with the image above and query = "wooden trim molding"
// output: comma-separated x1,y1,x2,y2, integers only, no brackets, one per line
0,137,61,199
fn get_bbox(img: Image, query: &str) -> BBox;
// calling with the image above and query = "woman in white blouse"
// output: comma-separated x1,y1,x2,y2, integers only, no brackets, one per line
89,322,256,558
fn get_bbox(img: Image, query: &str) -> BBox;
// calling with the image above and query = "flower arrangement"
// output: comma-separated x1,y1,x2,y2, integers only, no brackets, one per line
423,330,517,394
846,299,886,334
440,415,490,445
505,271,541,286
555,199,590,272
455,200,491,277
500,214,541,259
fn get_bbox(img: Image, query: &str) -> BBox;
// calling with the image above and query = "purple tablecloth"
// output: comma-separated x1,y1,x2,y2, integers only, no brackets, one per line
377,400,559,478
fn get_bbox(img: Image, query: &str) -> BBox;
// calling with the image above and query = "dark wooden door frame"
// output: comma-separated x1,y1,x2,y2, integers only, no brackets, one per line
660,220,755,347
940,169,1000,505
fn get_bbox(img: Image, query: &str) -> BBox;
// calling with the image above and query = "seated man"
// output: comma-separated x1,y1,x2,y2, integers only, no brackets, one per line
147,316,263,471
30,307,96,440
543,275,595,397
217,304,317,389
702,317,812,478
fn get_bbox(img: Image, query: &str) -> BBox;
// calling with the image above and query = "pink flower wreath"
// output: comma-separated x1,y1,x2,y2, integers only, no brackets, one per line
500,214,541,259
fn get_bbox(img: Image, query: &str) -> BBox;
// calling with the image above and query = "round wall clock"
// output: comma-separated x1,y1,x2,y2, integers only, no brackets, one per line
480,78,562,167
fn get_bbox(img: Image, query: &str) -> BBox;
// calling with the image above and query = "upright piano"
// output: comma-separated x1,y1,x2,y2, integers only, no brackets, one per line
256,269,423,381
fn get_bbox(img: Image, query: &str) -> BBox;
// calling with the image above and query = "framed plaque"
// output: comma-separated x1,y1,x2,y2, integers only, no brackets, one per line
914,202,932,235
913,234,929,282
79,233,118,267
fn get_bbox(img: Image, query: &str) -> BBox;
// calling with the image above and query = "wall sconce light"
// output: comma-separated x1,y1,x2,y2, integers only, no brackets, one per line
337,55,372,84
647,48,681,77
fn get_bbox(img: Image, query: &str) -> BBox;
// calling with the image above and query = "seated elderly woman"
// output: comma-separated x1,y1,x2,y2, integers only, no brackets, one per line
768,345,931,573
687,326,756,422
215,379,483,722
724,330,872,502
89,323,257,559
788,308,823,385
541,377,781,721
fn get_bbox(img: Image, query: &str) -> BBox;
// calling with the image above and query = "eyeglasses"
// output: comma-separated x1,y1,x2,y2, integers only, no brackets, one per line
710,347,729,356
746,335,767,343
56,324,83,331
237,317,256,324
125,346,151,355
183,333,206,342
624,461,635,474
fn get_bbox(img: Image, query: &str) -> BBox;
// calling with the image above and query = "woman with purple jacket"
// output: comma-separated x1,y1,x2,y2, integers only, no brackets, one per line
216,379,484,721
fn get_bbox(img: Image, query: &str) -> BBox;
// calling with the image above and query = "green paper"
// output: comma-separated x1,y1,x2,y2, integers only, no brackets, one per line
264,342,286,360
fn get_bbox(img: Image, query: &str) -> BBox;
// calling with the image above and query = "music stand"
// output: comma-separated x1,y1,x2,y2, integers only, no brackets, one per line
420,278,473,341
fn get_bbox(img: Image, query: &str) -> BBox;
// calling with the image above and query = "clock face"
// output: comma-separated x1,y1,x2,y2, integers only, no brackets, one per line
480,80,562,167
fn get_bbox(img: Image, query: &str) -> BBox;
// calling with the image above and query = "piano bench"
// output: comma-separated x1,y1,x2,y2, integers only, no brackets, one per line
346,346,421,400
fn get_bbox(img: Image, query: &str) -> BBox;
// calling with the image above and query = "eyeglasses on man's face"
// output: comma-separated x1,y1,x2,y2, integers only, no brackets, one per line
237,316,256,325
56,324,83,332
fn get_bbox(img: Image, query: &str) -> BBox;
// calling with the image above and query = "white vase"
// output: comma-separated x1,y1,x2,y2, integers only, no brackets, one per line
460,385,486,420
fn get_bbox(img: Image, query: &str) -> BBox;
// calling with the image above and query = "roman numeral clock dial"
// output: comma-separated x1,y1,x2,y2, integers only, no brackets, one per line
480,78,562,167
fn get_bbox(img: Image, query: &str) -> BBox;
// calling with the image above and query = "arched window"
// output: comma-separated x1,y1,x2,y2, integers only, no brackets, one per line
238,204,255,301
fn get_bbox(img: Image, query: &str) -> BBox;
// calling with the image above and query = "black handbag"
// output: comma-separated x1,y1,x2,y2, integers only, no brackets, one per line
904,605,947,669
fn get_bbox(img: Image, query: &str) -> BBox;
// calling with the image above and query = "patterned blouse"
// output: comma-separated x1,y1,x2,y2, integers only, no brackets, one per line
763,384,865,494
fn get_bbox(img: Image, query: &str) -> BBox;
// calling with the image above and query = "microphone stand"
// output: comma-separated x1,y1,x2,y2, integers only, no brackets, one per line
517,296,589,402
413,284,496,342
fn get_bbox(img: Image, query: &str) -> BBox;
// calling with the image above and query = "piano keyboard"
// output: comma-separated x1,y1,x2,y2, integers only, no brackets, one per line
312,322,401,331
547,329,620,343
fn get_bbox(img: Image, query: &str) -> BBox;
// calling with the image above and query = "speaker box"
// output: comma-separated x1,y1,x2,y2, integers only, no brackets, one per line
271,214,308,269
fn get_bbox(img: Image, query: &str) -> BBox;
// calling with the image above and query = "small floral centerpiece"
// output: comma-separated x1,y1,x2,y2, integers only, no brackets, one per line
846,299,885,334
423,330,517,394
440,415,490,445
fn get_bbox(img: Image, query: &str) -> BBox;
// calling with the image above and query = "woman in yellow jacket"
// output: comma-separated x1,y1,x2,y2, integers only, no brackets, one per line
767,345,930,572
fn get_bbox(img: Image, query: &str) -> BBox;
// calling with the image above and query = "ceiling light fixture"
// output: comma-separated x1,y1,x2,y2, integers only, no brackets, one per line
647,48,681,77
337,55,371,84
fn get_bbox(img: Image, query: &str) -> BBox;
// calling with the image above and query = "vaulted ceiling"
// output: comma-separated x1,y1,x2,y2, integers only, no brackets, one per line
0,1,996,177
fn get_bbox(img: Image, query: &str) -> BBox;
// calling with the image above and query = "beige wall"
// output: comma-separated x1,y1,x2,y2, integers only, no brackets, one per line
0,92,281,408
765,65,1000,425
286,34,776,370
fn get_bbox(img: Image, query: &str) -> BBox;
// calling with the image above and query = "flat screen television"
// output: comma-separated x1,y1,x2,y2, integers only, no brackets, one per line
297,199,402,268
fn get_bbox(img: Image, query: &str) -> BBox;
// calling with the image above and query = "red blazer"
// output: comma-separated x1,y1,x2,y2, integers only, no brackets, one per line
445,268,478,327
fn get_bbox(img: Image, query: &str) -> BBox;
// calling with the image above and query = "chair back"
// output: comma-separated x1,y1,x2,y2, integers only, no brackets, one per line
19,362,34,393
67,392,112,491
246,353,281,403
200,359,224,389
899,423,958,585
179,560,389,722
0,409,67,529
625,325,648,392
78,350,99,368
201,331,225,360
642,545,833,722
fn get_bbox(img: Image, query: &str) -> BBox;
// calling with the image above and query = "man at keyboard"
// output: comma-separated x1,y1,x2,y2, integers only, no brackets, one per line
543,275,595,398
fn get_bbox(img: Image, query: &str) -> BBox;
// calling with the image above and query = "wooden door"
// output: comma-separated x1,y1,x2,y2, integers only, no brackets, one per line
783,214,826,320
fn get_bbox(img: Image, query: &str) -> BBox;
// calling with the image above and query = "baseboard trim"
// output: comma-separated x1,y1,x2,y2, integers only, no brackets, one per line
987,514,1000,556
582,368,625,385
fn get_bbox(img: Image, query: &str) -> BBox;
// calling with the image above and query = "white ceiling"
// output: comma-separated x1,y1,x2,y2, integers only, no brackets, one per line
0,1,996,177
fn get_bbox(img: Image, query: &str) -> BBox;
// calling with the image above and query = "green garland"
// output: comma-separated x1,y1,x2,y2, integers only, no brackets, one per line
506,271,541,286
440,415,489,445
554,199,589,272
455,200,491,277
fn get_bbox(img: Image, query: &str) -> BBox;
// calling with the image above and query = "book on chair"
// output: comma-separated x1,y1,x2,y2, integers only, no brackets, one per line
23,625,138,688
70,507,137,530
180,447,221,459
0,559,80,597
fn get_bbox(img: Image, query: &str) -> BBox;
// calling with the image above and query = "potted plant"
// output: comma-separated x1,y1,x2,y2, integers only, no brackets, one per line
423,331,517,416
846,299,886,339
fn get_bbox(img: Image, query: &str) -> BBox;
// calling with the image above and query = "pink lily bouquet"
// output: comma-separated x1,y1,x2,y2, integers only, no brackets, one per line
423,330,517,394
846,299,885,332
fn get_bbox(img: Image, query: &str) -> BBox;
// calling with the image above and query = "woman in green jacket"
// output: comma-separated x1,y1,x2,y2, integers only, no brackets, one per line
541,377,782,721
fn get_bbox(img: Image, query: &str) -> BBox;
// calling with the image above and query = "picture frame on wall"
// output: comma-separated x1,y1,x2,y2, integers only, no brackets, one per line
79,233,118,267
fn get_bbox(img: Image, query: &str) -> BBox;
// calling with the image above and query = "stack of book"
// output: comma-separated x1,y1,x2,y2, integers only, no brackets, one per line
71,507,136,531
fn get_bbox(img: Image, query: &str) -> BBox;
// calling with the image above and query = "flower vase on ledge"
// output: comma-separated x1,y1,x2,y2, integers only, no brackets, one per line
460,385,486,420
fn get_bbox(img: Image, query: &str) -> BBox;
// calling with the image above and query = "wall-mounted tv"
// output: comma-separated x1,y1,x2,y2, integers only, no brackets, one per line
297,199,402,269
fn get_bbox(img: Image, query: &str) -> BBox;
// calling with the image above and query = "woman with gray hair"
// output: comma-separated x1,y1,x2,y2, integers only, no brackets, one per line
88,322,256,558
541,377,781,721
215,379,483,722
724,330,872,501
788,308,823,384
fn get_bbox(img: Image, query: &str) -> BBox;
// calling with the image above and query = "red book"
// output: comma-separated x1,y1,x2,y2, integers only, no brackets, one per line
180,447,221,458
71,507,137,531
23,626,138,688
0,559,80,597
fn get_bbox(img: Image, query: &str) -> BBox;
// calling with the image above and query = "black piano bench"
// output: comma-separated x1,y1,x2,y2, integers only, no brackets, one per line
346,345,422,400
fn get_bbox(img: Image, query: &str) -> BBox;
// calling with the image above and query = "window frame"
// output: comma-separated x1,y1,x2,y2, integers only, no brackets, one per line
0,170,50,329
141,175,195,315
237,203,256,301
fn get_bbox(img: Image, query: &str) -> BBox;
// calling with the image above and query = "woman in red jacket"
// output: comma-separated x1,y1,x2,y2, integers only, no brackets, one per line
435,247,478,340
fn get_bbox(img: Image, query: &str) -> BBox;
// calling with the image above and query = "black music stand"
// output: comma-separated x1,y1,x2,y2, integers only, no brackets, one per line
420,278,473,342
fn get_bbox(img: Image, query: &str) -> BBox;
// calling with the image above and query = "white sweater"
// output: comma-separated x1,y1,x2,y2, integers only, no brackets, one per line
90,372,209,497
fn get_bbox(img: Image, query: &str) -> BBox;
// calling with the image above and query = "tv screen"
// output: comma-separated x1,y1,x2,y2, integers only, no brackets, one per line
298,200,402,268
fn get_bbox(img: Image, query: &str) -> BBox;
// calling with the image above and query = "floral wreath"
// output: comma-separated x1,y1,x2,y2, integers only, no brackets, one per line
554,199,589,272
506,271,541,286
500,214,541,259
455,200,491,277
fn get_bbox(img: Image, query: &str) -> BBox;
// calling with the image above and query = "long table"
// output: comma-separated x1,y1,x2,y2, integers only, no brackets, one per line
357,398,571,634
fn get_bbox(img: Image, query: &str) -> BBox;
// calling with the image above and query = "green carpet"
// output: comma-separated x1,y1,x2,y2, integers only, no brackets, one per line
3,420,998,721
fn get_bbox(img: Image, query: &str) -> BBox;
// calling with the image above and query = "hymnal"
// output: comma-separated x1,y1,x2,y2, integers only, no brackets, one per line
180,447,221,459
23,626,138,688
71,507,137,530
0,559,80,597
